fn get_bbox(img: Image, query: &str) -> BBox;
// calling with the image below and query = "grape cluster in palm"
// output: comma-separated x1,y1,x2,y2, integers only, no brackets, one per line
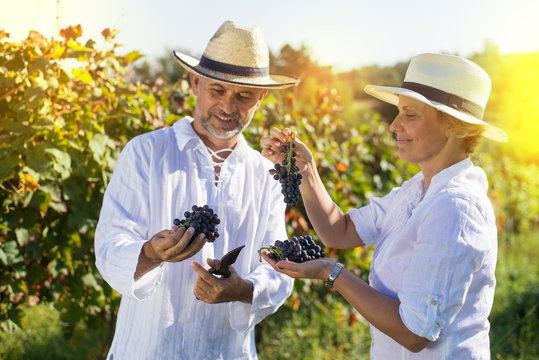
259,235,326,263
173,205,220,243
269,139,302,206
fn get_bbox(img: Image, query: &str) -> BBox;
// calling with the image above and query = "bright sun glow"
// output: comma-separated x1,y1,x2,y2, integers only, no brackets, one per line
492,53,539,163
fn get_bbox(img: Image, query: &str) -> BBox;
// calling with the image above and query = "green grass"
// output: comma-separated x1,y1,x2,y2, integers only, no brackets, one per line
1,231,537,360
0,304,106,360
489,232,539,359
256,284,371,360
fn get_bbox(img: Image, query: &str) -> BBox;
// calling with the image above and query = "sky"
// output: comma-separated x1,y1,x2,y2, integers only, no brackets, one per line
2,0,539,71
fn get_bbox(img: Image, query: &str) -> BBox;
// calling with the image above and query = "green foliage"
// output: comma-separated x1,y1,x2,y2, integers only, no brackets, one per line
1,27,537,360
474,153,539,235
0,26,182,343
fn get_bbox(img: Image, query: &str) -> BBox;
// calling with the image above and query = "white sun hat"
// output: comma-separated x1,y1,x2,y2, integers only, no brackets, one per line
173,21,299,89
364,53,508,142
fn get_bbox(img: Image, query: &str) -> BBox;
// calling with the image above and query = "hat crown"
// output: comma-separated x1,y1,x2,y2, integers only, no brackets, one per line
202,21,269,69
404,53,491,108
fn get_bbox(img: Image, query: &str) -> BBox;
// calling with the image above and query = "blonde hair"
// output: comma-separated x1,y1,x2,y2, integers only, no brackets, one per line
439,111,484,154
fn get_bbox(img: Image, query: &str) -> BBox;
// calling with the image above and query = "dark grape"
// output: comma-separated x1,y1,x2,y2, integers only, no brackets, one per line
269,138,302,206
173,205,220,244
258,235,326,263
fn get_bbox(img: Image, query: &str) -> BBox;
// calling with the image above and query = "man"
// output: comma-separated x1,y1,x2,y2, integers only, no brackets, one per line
94,21,299,359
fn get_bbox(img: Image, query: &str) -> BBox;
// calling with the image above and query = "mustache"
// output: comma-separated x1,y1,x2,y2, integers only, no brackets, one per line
210,109,241,121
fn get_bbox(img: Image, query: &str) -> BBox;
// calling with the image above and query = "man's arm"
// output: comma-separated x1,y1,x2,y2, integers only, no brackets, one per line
135,226,206,278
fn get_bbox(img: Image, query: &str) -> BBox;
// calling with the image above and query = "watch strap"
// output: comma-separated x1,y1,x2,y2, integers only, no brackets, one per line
325,262,344,289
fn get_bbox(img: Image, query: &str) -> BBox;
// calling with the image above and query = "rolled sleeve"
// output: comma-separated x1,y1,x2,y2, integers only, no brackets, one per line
398,195,492,340
133,261,165,299
229,264,294,332
347,187,401,247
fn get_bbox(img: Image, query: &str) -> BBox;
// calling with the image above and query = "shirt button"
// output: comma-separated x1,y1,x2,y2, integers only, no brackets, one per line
431,299,438,305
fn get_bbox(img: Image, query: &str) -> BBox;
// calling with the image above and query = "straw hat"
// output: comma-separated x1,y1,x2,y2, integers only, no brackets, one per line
173,21,299,89
364,53,508,142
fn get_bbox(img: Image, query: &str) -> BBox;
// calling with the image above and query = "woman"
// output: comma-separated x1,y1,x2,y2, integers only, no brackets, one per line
260,53,507,359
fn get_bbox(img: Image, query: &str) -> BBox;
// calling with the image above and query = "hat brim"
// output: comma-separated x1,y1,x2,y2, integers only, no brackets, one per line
364,85,508,142
173,50,299,89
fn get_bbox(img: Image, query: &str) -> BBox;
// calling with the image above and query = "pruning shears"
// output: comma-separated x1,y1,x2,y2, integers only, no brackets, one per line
208,245,245,278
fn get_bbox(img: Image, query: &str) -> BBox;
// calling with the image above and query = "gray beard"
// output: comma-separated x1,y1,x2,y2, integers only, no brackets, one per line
197,107,252,140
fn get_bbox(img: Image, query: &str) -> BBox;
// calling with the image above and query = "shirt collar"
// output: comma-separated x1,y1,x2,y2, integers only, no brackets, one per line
405,157,474,207
428,157,473,194
172,116,248,156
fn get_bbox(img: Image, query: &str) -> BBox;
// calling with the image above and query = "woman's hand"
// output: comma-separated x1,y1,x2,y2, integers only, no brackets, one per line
260,127,314,174
260,251,335,280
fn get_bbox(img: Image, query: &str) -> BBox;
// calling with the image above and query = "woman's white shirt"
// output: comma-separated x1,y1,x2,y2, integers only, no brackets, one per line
349,158,497,359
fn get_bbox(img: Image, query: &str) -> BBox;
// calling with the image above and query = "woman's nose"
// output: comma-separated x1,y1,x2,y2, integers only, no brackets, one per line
389,116,401,133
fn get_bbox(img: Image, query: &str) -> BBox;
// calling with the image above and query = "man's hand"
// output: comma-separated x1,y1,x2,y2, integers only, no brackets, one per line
190,259,253,304
147,226,206,262
135,226,206,278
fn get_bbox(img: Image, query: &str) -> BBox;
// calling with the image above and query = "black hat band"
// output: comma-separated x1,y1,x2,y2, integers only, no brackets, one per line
199,56,269,78
401,81,484,119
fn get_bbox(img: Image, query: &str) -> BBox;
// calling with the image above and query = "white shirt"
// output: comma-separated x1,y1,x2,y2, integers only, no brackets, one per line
349,158,497,359
94,117,293,360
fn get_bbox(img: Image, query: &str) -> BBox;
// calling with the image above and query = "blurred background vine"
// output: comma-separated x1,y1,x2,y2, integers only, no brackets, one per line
1,25,537,359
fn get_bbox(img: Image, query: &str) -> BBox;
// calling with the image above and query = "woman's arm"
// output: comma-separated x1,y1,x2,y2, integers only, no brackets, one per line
333,266,431,352
300,157,364,249
261,254,431,353
261,127,363,249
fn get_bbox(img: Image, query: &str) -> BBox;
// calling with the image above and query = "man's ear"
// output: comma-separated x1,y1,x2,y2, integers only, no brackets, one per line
190,73,201,95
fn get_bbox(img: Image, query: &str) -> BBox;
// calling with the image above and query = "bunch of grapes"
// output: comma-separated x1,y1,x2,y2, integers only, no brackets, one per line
258,235,326,263
173,205,220,243
269,138,302,206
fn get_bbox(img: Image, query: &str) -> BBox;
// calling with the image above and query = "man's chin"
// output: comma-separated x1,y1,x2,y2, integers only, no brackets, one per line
207,127,241,140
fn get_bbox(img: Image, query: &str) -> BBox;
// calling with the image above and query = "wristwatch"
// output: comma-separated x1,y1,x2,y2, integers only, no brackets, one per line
325,262,344,289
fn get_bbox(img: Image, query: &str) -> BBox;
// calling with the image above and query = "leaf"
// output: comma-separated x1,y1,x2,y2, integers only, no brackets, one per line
29,57,49,74
0,154,18,181
7,307,25,329
71,68,94,85
89,133,113,158
61,25,83,41
14,228,29,246
44,148,71,179
124,50,143,63
81,273,99,289
2,241,23,264
0,249,7,266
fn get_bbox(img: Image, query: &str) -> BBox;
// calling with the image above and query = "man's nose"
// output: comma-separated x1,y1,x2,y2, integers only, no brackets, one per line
219,95,238,114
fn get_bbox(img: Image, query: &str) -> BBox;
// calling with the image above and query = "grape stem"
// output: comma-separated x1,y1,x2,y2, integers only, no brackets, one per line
257,247,283,262
179,219,192,228
285,138,293,173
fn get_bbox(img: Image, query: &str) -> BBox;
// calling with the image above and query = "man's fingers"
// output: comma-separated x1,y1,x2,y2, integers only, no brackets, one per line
191,261,218,285
168,233,206,262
